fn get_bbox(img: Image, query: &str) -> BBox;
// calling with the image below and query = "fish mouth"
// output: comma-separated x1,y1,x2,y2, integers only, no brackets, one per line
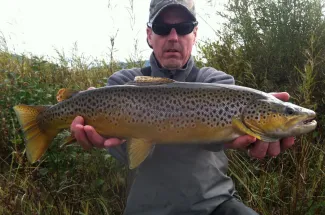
293,115,317,131
303,118,316,125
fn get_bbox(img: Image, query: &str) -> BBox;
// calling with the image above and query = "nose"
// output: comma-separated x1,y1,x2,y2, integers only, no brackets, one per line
167,28,179,42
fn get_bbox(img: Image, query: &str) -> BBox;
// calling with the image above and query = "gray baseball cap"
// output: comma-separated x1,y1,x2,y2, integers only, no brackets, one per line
148,0,196,24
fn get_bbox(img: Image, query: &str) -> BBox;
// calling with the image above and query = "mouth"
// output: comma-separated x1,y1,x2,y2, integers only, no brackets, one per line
287,115,317,136
297,115,317,128
166,49,179,53
303,118,316,125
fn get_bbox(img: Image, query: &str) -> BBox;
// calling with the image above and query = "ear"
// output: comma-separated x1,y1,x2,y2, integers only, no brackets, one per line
192,26,198,44
147,27,153,47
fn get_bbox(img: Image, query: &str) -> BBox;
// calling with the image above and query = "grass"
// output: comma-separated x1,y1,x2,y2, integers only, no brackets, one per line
0,49,128,215
224,43,325,214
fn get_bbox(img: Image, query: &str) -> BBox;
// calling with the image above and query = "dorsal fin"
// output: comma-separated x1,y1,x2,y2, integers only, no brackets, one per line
56,88,79,102
135,76,175,83
125,76,175,86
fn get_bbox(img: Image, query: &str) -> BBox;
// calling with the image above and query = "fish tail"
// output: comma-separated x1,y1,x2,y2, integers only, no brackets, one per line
13,104,57,163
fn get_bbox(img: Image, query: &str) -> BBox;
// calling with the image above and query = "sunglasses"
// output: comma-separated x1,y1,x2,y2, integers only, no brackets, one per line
147,21,198,36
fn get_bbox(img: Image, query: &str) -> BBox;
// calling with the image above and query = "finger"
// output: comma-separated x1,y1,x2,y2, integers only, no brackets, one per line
103,138,126,148
224,135,256,149
70,116,93,150
73,124,93,150
249,140,269,159
280,137,295,152
70,116,85,134
269,92,290,101
266,141,281,157
84,125,107,148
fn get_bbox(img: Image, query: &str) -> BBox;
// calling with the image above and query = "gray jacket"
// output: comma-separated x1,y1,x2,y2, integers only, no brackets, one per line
107,53,238,215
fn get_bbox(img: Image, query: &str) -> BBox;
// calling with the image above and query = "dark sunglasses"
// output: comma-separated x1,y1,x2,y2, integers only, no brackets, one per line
147,21,198,36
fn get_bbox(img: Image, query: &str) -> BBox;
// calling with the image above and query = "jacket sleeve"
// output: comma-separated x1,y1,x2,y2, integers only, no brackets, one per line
107,68,142,86
105,68,142,164
197,67,236,152
196,67,235,85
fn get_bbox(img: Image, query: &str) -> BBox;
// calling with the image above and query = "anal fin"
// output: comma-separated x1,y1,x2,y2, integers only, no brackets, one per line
127,138,154,169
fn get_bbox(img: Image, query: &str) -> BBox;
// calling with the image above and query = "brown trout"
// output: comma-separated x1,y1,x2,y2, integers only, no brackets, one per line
13,76,317,169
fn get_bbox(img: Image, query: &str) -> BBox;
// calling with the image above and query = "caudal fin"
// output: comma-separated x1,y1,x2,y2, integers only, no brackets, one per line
13,104,56,163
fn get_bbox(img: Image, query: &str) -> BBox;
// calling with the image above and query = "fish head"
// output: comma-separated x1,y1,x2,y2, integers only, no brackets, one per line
242,98,317,139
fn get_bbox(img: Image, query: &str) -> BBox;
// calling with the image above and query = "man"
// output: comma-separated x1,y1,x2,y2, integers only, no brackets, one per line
71,0,295,214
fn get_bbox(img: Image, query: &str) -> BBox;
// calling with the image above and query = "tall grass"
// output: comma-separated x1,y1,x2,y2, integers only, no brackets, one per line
225,47,325,214
0,41,132,214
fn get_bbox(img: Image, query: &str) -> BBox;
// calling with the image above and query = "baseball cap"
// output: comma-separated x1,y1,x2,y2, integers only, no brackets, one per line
148,0,196,24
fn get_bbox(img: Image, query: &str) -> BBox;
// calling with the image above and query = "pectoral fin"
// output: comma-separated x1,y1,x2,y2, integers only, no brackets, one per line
127,138,154,169
232,117,278,142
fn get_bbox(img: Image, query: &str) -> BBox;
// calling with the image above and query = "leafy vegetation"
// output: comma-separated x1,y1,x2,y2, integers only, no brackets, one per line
1,0,325,214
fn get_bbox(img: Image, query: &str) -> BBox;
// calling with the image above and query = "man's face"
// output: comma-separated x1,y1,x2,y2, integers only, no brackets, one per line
147,6,198,70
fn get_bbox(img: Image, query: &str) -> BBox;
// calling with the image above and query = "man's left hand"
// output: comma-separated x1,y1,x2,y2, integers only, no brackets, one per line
224,92,295,159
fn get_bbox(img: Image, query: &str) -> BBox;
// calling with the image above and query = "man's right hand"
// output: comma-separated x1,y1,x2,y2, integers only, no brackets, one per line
70,116,125,150
70,87,124,150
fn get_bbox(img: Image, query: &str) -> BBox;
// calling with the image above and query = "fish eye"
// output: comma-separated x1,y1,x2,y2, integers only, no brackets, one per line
285,107,295,115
